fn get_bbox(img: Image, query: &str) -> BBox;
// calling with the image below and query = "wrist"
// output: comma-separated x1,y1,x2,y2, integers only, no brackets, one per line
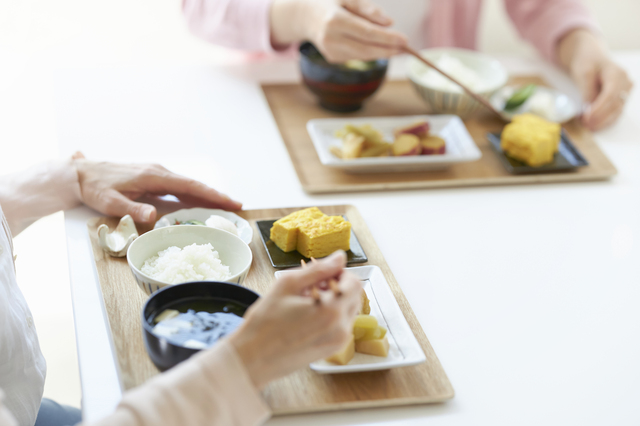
556,28,606,72
227,329,272,390
270,0,313,48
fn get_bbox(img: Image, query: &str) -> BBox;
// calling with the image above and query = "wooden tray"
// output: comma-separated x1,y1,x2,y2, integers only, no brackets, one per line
87,205,454,415
261,77,617,194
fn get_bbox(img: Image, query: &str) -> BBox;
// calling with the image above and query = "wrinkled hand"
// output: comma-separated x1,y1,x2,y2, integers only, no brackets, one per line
271,0,407,62
228,251,362,389
558,29,633,131
73,153,242,223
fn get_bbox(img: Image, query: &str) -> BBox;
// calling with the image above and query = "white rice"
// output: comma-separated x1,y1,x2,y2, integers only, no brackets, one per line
141,243,230,284
415,54,489,93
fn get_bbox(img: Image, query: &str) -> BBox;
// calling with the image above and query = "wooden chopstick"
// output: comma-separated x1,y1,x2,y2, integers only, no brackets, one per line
402,46,510,122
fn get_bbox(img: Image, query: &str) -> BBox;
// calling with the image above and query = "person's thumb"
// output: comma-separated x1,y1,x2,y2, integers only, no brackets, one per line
103,190,157,223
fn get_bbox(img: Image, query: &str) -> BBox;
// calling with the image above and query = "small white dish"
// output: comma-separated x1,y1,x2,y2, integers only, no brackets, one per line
154,208,252,245
97,215,138,257
307,115,481,173
275,265,426,374
127,226,253,296
490,85,579,123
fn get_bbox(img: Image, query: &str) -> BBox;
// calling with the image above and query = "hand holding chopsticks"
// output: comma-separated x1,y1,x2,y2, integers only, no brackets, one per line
301,257,343,304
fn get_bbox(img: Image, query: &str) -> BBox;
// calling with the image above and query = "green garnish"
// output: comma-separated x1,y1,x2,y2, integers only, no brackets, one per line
176,219,206,226
504,84,537,111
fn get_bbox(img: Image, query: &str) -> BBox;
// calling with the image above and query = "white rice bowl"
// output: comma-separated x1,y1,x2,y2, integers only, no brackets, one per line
141,243,230,284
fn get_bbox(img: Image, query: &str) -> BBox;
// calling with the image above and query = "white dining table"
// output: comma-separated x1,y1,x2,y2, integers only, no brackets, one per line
59,52,640,426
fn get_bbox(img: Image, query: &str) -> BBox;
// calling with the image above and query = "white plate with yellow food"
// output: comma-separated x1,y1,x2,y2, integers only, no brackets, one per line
275,265,426,374
307,115,481,173
154,208,252,245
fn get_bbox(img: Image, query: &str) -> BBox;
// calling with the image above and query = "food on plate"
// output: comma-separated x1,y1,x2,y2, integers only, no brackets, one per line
360,289,370,315
204,215,239,236
504,84,537,111
326,335,355,365
270,207,351,258
420,136,446,155
152,299,246,349
501,113,561,167
326,314,389,365
355,337,390,357
393,121,430,139
413,54,490,93
141,243,231,284
392,134,421,156
331,120,446,159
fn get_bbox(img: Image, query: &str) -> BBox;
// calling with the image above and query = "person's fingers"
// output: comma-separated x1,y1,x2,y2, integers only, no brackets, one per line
277,251,347,294
338,12,407,49
583,72,625,129
584,102,624,130
136,166,243,211
573,67,600,104
342,0,393,26
321,33,400,62
97,189,157,223
582,63,632,130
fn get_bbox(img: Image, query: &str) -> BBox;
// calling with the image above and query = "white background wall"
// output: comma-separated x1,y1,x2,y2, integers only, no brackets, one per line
0,0,638,409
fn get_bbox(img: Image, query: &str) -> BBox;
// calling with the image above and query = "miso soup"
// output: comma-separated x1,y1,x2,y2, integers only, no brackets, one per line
151,297,248,349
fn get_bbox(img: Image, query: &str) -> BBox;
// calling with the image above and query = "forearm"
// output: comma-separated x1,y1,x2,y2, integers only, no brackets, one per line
0,159,82,236
505,0,600,63
556,28,607,72
88,341,270,426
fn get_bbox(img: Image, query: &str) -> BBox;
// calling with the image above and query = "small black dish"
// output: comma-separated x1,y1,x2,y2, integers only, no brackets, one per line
299,42,388,112
487,130,589,174
256,217,368,268
142,281,259,372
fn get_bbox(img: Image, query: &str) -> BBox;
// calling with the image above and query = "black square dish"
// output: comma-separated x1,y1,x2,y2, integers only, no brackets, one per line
487,131,588,174
256,217,368,269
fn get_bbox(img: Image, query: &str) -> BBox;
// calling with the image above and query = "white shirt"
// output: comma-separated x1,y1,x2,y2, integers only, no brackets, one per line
0,160,82,426
0,206,46,426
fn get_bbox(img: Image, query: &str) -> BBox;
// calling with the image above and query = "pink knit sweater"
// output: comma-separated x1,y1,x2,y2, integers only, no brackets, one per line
182,0,599,62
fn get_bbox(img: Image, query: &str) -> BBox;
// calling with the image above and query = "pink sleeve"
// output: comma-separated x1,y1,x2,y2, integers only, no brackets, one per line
0,159,82,236
504,0,600,63
89,341,270,426
182,0,276,52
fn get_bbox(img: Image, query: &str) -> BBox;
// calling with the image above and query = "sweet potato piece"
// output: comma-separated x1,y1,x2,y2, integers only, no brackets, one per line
392,134,421,156
360,143,391,158
420,136,446,155
394,121,430,139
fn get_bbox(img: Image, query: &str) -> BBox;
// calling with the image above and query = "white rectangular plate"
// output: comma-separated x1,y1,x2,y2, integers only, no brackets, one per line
307,115,482,173
274,265,426,374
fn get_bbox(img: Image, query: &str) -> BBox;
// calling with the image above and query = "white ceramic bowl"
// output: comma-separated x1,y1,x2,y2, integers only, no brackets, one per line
407,48,508,118
127,226,253,296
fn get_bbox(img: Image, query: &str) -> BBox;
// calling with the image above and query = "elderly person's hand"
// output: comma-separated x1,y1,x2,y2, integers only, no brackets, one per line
228,251,362,389
73,153,242,224
270,0,407,63
558,29,633,131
